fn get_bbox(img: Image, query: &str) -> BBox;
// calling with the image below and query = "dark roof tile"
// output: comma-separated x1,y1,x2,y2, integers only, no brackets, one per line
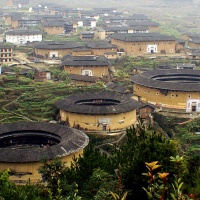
56,90,140,114
0,122,89,163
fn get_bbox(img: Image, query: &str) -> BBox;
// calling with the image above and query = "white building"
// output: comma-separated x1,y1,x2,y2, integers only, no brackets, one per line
5,30,43,45
76,18,96,28
186,99,200,113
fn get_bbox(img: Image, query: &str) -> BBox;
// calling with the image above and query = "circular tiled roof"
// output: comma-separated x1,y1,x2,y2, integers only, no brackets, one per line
131,69,200,91
56,90,140,114
0,122,89,163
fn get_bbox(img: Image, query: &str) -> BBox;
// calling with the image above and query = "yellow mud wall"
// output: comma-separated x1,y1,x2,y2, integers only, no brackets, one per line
60,110,137,131
0,150,83,183
134,84,200,108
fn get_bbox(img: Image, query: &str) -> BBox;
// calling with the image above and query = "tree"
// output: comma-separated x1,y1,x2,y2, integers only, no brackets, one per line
52,70,70,83
26,70,35,79
37,127,187,200
62,144,115,198
84,168,119,200
112,127,179,199
0,169,43,200
38,158,67,197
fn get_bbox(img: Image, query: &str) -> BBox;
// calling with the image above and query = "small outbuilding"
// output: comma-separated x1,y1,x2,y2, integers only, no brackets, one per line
139,102,155,119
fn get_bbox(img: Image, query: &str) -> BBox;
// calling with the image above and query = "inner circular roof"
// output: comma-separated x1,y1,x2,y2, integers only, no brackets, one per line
75,99,121,106
0,130,61,148
56,90,141,114
150,74,200,83
0,122,89,163
131,69,200,91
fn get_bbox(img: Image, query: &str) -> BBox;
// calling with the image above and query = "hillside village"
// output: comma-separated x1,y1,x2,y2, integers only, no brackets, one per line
0,0,199,199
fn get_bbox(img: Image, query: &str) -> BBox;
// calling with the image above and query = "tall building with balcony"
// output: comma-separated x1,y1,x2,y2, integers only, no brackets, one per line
0,44,13,64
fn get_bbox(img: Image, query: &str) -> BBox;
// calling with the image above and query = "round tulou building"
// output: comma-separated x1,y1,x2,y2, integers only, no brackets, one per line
55,90,141,132
0,122,89,184
131,69,200,111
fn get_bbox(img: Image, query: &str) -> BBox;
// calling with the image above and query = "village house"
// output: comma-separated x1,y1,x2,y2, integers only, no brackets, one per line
47,6,67,16
92,7,117,16
175,39,185,53
102,14,150,24
0,43,13,63
72,48,92,56
111,32,176,56
4,12,23,26
69,74,99,86
5,29,43,45
42,21,66,35
75,17,96,28
65,21,75,33
34,41,82,59
176,63,196,69
31,5,47,15
127,20,159,32
187,38,200,49
139,103,155,119
80,32,94,40
78,10,99,20
5,13,64,29
71,42,118,59
189,49,200,60
91,27,106,40
85,41,118,57
10,15,41,29
181,32,200,41
39,15,63,23
61,55,110,78
34,68,51,81
104,25,134,40
65,8,79,17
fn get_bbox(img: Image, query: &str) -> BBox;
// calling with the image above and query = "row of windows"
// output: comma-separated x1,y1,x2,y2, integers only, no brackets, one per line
8,36,41,39
131,42,173,45
2,58,12,62
1,49,12,52
1,54,12,57
136,86,192,98
69,66,106,69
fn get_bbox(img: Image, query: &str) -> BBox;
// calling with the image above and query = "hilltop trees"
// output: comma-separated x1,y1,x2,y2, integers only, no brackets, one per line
38,127,181,200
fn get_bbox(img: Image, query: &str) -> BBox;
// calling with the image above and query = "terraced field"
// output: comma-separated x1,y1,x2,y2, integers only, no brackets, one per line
0,75,101,123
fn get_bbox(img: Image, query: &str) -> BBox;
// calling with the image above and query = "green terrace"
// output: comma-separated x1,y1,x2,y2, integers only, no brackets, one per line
0,75,103,123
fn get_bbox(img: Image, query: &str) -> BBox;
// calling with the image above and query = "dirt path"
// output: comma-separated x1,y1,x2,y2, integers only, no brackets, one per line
1,95,33,123
14,52,30,63
96,131,127,156
177,118,194,125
